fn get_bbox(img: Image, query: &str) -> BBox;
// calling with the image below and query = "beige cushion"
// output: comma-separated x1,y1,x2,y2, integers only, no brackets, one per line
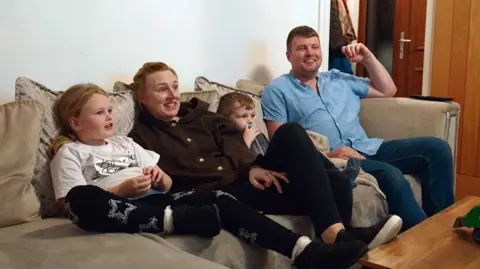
0,218,228,269
236,79,265,95
15,77,136,217
194,76,268,136
0,100,42,228
180,90,221,111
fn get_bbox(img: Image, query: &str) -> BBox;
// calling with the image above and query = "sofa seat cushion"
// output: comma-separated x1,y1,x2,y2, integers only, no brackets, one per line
163,215,313,269
405,175,422,206
0,218,228,269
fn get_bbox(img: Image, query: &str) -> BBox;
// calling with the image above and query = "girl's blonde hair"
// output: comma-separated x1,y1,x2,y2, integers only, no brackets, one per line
50,83,108,156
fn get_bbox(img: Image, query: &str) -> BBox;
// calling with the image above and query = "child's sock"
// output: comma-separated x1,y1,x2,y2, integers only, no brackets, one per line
291,236,312,260
163,205,174,233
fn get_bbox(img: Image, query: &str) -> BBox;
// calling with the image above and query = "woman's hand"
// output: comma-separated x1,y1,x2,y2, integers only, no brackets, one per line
109,175,151,198
249,166,289,193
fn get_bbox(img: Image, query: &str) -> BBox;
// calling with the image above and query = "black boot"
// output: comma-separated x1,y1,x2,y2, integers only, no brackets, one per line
337,215,403,249
172,204,221,237
293,239,368,269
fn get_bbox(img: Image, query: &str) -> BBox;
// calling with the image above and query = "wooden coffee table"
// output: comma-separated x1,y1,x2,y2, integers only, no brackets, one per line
359,196,480,269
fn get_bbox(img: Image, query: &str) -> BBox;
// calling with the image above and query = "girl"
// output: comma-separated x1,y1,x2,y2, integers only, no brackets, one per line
50,83,368,269
50,84,220,237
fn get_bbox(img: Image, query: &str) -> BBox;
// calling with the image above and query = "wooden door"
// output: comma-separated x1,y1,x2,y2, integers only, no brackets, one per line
430,0,480,199
357,0,426,97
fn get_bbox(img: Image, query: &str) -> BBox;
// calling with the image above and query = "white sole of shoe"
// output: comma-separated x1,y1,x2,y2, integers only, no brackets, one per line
367,215,403,250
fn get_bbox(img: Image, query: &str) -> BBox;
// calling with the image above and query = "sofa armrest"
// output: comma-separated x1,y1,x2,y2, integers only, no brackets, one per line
359,97,460,157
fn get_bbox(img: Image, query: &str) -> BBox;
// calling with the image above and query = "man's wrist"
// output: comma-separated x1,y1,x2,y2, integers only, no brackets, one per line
361,53,376,66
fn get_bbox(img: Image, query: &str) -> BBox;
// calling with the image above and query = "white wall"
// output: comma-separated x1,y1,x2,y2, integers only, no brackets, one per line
422,0,436,96
0,0,326,104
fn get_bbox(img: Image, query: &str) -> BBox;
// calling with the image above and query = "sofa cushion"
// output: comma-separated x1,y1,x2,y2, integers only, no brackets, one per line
0,100,42,228
236,79,265,95
194,76,268,136
180,90,221,111
15,77,136,217
0,218,228,269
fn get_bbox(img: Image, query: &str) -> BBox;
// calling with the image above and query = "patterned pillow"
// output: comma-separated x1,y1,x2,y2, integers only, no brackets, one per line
194,76,268,136
113,81,134,93
15,77,136,217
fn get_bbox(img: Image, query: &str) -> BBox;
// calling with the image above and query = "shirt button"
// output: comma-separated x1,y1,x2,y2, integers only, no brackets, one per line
199,158,204,163
171,122,177,127
217,166,223,171
187,138,192,142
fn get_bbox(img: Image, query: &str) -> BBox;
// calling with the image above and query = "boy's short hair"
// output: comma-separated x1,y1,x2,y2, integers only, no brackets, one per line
217,92,255,116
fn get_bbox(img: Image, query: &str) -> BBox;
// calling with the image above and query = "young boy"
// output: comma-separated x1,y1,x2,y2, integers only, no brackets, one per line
217,92,269,156
217,92,361,188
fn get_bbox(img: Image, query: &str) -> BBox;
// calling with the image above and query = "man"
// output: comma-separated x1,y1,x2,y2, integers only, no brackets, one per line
261,25,455,230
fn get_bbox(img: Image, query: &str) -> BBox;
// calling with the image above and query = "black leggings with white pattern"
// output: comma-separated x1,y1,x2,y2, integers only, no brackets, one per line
65,185,300,258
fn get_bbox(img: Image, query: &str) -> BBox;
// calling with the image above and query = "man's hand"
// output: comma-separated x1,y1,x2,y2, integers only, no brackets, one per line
249,166,289,193
342,43,373,64
327,146,366,160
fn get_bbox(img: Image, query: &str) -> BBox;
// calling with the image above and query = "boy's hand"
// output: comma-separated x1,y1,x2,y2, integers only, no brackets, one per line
243,123,261,148
143,166,165,188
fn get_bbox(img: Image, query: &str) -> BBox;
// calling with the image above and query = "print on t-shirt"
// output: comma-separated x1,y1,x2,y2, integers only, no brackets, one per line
50,136,160,200
93,151,139,180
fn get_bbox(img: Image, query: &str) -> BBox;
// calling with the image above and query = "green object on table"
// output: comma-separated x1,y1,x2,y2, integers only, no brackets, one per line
453,205,480,228
453,205,480,243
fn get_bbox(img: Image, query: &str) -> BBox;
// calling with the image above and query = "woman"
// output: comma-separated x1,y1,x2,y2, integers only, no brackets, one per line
128,62,402,268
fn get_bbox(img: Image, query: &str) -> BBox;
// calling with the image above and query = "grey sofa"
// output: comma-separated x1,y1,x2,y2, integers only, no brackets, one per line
0,77,460,269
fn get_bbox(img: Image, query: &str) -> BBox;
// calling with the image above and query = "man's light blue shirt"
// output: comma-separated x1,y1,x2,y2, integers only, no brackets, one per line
261,69,383,156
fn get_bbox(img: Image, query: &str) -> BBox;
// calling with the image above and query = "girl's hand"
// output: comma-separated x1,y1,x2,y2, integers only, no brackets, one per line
143,165,164,185
112,175,151,198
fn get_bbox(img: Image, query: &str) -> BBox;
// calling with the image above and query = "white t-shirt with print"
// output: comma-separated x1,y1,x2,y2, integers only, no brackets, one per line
50,136,160,199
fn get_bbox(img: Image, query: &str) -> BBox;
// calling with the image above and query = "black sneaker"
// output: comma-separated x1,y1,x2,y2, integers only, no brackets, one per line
345,215,403,249
293,239,368,269
172,204,221,238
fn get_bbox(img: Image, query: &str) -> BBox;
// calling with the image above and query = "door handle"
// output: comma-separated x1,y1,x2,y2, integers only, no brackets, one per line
399,32,411,59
